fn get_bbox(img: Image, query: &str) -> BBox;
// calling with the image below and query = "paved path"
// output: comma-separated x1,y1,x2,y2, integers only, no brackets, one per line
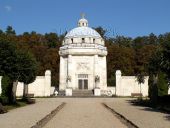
44,98,127,128
105,98,170,128
0,98,63,128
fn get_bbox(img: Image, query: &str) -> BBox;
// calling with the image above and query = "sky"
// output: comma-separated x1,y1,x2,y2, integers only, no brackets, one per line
0,0,170,37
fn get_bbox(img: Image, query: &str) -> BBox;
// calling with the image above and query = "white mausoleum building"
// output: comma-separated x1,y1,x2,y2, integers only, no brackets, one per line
59,16,107,96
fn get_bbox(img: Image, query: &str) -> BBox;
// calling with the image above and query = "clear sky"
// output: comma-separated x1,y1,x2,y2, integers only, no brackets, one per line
0,0,170,37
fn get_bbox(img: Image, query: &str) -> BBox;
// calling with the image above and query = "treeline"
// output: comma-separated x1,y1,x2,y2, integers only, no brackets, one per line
0,26,170,98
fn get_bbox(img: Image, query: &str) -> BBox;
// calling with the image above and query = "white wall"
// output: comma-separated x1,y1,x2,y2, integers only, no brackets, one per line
115,70,149,97
0,70,52,97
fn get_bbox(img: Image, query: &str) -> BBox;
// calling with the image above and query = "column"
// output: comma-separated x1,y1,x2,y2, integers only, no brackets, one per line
66,55,72,96
59,56,65,90
94,55,99,88
67,55,72,88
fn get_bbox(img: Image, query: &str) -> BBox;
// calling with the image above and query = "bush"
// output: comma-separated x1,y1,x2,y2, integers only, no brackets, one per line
0,96,9,105
0,103,7,114
1,76,12,104
157,72,168,96
148,75,158,106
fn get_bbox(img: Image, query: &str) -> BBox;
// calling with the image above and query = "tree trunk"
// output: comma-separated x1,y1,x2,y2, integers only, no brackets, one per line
23,84,28,99
12,80,18,103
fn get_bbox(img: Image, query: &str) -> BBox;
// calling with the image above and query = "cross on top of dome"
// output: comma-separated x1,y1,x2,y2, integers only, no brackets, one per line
78,13,88,27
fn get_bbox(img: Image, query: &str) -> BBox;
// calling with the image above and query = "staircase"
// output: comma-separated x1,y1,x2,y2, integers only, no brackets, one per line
72,90,94,97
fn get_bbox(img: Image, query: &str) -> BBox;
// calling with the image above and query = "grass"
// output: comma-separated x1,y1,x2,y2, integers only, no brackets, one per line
3,99,29,111
130,98,170,113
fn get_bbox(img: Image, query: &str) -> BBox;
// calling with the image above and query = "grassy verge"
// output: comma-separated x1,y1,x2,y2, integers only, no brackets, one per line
4,100,28,110
130,98,170,113
3,98,35,111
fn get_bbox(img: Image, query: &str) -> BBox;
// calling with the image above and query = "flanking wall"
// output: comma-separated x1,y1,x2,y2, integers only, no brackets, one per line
115,70,149,96
0,70,52,97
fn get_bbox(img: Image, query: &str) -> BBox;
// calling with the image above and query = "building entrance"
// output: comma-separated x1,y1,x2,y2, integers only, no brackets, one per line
78,74,88,90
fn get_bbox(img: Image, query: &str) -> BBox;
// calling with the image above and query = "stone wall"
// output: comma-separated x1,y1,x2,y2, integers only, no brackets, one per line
115,70,149,96
0,70,52,97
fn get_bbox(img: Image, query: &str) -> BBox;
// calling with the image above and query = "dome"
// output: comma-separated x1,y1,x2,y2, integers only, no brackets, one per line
65,27,101,38
65,15,101,39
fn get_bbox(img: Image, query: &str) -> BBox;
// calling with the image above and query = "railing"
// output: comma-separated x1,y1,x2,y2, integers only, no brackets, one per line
60,43,107,51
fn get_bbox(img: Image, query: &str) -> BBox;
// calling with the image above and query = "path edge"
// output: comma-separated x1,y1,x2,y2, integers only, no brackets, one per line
31,102,66,128
102,103,139,128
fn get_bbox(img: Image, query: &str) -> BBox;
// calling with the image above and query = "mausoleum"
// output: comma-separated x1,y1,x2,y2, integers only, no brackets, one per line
59,15,107,96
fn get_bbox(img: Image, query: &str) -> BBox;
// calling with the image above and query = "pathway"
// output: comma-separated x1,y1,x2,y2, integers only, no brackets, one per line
44,98,127,128
105,98,170,128
0,98,63,128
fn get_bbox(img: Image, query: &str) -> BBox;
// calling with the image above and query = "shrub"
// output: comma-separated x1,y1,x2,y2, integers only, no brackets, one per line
0,103,7,114
1,76,12,104
157,72,168,96
0,96,9,105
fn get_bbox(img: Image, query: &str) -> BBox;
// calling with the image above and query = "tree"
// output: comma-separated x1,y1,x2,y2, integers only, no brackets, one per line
94,26,107,39
136,73,145,97
114,36,132,47
157,72,168,96
5,26,16,35
0,40,37,103
16,51,37,99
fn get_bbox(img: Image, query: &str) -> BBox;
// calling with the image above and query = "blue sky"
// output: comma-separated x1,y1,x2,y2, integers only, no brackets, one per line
0,0,170,37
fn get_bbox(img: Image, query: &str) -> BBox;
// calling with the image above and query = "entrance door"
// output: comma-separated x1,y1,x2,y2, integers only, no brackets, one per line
78,74,88,90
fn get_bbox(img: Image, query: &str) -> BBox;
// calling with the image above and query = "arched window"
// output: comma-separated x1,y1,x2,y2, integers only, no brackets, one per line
93,39,95,43
71,38,73,43
82,38,85,43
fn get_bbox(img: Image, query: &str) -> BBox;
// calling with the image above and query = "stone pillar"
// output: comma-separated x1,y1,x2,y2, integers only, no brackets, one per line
0,76,2,95
94,88,101,96
59,56,65,90
103,56,107,89
67,55,72,88
115,70,122,96
45,70,51,96
66,55,72,96
94,55,99,88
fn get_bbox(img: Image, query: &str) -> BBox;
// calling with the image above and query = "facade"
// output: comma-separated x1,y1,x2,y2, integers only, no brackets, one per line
59,16,107,95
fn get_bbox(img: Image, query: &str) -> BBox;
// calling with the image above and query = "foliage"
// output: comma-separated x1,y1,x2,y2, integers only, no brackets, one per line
1,25,170,92
157,72,168,96
0,76,12,105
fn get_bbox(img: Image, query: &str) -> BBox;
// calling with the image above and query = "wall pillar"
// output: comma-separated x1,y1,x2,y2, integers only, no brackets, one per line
66,55,72,96
115,70,122,96
44,70,51,96
67,55,72,88
94,55,99,88
59,56,65,90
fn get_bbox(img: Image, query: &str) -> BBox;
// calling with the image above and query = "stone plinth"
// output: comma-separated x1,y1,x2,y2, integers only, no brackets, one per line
65,88,72,96
94,88,101,96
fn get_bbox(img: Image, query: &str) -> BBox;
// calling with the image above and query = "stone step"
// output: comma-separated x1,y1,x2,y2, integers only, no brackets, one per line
72,90,94,96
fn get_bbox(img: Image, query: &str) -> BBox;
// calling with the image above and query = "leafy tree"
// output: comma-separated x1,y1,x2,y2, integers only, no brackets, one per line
0,40,37,103
5,26,16,35
114,36,132,47
0,76,12,104
45,33,59,48
157,72,168,96
94,26,107,38
16,51,37,99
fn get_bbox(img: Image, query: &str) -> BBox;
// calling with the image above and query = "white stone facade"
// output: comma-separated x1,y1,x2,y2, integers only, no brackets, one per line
115,70,149,96
59,16,107,95
0,70,52,97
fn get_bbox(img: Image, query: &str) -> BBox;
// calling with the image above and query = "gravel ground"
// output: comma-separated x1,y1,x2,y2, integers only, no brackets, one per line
44,98,127,128
105,98,170,128
0,98,63,128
